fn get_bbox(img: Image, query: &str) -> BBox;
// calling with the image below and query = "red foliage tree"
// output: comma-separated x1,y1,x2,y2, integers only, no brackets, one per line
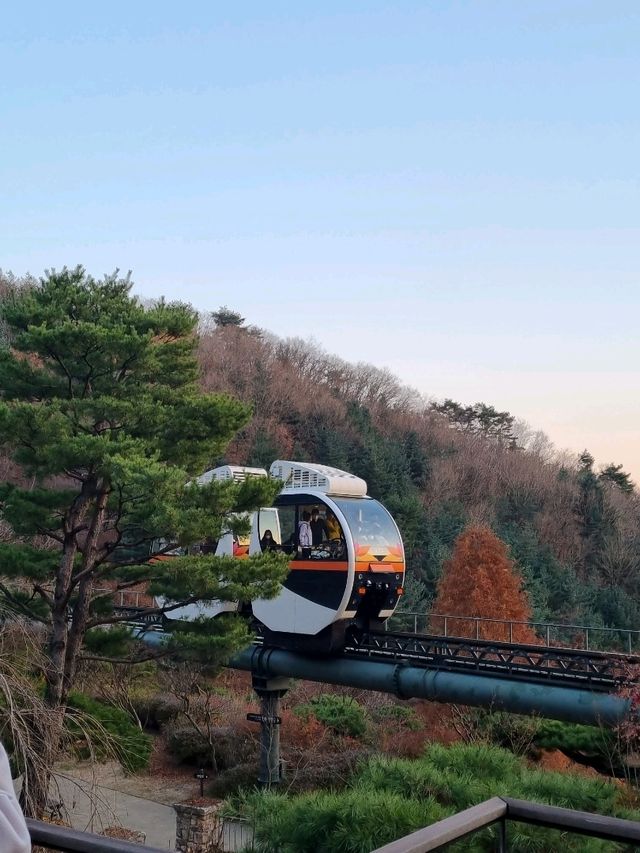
431,526,538,644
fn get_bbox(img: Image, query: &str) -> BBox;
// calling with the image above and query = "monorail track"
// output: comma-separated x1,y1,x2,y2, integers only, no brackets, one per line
120,605,638,693
343,629,637,692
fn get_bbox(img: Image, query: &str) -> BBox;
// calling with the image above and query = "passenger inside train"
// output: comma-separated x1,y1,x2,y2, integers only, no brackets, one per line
258,503,346,560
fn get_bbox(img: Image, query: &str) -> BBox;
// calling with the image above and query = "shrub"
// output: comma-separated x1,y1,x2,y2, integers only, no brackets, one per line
295,695,368,738
235,743,637,852
248,789,447,853
284,748,371,793
166,724,256,770
67,692,152,772
280,708,328,750
381,728,427,759
372,703,421,730
208,762,259,798
130,694,181,730
475,711,542,756
533,719,613,756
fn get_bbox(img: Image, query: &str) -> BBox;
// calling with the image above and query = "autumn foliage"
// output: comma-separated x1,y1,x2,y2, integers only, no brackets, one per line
431,526,538,644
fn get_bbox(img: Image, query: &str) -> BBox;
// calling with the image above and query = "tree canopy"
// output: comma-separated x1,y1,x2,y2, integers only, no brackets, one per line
430,526,537,643
0,268,287,813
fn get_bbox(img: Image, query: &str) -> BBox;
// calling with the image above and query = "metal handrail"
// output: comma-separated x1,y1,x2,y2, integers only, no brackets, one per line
371,796,640,852
389,611,640,654
27,819,166,853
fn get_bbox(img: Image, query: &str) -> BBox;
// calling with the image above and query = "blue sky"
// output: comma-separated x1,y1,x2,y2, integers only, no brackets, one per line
2,2,639,477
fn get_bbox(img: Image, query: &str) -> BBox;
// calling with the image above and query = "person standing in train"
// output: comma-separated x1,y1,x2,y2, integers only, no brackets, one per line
298,511,313,558
325,510,341,540
310,507,329,547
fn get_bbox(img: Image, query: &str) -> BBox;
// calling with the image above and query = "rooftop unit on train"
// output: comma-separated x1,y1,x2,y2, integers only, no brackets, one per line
269,460,367,497
196,465,268,485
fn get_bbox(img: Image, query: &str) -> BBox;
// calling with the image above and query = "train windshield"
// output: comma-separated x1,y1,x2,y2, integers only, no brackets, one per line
332,497,402,551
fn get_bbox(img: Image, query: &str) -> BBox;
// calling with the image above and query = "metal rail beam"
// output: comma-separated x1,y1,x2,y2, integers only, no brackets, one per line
230,645,631,726
346,630,636,691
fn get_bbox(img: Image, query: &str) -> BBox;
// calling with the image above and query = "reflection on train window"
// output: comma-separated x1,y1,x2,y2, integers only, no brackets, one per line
332,498,400,551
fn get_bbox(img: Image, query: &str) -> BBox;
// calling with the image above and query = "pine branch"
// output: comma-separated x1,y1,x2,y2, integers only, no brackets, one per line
86,595,202,629
78,648,172,665
0,582,50,623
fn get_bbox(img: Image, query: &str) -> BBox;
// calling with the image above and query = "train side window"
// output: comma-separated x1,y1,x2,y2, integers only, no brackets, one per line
259,505,296,554
300,503,346,561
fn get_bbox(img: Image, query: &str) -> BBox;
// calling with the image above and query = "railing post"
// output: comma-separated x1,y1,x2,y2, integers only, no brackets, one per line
629,633,633,655
509,622,513,643
545,625,550,647
585,628,589,651
444,616,448,636
475,619,479,640
498,816,507,852
414,614,417,633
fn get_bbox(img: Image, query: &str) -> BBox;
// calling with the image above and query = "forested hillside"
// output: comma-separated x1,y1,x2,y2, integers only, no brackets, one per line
199,309,640,631
1,275,638,631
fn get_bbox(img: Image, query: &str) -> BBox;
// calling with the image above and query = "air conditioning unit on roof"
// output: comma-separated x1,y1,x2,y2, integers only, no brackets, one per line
269,460,367,497
196,465,268,485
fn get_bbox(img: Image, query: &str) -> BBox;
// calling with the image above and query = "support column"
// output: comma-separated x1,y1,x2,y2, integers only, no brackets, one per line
251,675,289,787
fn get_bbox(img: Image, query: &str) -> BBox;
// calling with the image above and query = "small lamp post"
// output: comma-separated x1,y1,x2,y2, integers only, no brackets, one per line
193,768,208,798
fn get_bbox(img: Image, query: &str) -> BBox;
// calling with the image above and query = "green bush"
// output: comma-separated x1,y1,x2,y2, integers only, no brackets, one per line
247,788,447,853
533,720,613,756
67,692,152,773
236,743,637,852
295,694,368,738
372,704,421,730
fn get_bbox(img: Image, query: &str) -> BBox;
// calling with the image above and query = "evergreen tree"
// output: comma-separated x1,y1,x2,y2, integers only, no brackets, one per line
599,463,635,494
430,526,537,643
0,268,286,815
431,399,517,446
574,451,617,578
211,305,245,327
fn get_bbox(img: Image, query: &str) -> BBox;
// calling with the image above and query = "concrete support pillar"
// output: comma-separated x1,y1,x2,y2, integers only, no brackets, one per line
251,675,290,787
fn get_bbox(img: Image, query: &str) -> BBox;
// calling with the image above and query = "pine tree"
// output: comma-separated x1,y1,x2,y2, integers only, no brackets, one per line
430,526,537,643
574,451,617,578
0,268,286,815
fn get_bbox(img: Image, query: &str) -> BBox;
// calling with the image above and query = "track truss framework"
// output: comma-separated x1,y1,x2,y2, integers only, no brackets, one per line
345,630,638,691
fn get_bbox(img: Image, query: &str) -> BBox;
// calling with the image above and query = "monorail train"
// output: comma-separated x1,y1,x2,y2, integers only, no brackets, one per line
166,460,406,653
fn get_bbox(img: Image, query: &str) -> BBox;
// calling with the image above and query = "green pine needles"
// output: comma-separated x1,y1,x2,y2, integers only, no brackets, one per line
0,268,287,811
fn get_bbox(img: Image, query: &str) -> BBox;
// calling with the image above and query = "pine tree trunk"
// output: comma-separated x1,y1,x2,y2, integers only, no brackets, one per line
21,487,103,818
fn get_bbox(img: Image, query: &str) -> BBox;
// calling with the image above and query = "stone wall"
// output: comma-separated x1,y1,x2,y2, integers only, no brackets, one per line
174,802,223,853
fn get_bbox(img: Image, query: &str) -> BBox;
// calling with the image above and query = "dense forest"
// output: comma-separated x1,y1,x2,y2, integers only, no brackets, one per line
198,306,640,632
1,275,638,633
